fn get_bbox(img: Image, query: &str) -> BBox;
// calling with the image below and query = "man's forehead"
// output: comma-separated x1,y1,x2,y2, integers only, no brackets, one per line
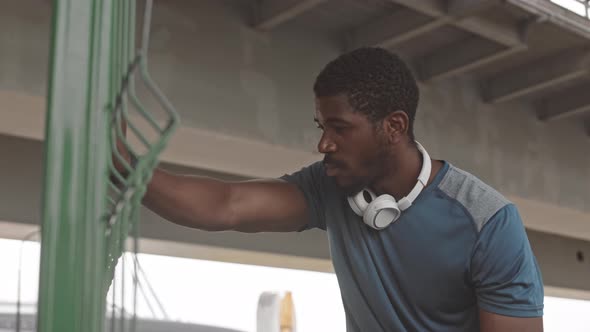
314,99,369,127
315,94,351,109
315,95,354,118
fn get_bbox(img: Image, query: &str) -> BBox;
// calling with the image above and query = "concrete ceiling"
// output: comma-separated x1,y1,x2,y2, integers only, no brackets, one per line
251,0,590,134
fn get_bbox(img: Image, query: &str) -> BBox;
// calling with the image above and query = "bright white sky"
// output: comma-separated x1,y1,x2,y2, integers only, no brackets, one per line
551,0,590,17
1,239,590,332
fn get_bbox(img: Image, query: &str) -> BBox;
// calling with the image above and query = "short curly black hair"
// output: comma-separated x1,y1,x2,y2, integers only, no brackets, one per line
313,47,419,140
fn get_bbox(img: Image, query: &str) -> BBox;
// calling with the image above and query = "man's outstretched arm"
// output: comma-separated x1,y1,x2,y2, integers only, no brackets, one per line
141,168,310,233
115,121,310,233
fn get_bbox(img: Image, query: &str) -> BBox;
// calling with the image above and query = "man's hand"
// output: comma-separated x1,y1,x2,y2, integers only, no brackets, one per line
109,117,134,187
112,118,132,176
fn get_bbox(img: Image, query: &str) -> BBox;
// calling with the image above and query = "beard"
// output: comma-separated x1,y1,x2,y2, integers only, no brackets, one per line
333,175,368,197
329,153,390,197
324,128,392,196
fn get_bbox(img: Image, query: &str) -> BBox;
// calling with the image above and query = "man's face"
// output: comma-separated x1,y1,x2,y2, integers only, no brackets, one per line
315,94,389,195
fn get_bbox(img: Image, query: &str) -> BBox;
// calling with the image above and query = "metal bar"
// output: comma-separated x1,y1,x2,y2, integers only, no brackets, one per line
37,0,111,332
118,2,128,331
38,0,179,330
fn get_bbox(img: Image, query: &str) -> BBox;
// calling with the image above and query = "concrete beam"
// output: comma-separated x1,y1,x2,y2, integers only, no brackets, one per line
0,220,335,273
0,90,321,178
5,223,590,294
3,91,590,243
506,0,590,41
483,49,590,104
526,230,590,293
388,0,523,46
457,16,523,47
447,0,500,18
418,37,525,82
350,0,522,54
536,83,590,122
388,0,446,17
347,9,448,51
254,0,327,31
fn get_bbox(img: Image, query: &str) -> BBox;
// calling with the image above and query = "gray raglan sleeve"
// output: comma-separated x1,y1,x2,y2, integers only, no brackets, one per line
470,204,544,317
279,161,328,231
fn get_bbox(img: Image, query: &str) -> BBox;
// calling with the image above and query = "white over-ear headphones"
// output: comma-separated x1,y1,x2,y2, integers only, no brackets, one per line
347,142,432,230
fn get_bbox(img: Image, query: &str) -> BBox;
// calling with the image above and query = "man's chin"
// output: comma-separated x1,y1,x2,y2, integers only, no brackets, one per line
332,176,365,196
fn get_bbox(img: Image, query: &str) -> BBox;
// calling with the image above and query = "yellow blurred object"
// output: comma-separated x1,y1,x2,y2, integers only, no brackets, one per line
279,291,294,332
257,291,296,332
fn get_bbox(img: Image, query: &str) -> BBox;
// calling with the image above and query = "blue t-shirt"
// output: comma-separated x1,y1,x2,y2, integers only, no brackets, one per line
281,161,544,331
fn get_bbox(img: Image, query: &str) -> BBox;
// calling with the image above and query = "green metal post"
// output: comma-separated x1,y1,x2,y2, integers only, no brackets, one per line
38,0,112,331
38,0,179,329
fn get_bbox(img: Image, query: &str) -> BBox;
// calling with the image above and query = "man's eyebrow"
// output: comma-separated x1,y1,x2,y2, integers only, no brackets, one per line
314,117,351,126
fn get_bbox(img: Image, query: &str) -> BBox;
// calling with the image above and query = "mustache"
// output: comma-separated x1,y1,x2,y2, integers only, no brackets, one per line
323,155,346,168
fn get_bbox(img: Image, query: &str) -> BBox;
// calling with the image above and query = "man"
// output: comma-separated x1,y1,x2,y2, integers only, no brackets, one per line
124,47,544,331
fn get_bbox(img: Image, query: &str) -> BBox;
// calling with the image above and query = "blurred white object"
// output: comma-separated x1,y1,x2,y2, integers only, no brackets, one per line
256,291,296,332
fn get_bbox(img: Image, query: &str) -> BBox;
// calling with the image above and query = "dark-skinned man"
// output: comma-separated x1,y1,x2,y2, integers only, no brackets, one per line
119,47,544,332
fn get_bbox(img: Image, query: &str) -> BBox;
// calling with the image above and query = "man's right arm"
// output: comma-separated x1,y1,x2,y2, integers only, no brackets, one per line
141,167,310,233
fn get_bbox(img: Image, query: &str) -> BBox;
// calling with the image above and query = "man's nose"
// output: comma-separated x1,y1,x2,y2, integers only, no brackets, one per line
317,133,337,154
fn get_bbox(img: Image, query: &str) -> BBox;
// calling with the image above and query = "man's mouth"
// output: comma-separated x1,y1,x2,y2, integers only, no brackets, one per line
323,162,341,176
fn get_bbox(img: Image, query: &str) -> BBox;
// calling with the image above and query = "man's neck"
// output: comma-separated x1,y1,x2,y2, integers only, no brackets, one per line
371,144,441,201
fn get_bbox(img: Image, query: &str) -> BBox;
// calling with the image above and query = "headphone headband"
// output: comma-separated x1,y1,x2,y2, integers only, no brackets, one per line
347,141,432,229
397,142,431,210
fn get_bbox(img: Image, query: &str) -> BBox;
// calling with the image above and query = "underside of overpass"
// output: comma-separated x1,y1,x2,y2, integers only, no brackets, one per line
1,0,589,298
252,0,590,129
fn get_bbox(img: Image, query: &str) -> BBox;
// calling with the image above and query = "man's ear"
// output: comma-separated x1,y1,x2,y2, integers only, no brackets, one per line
383,110,409,144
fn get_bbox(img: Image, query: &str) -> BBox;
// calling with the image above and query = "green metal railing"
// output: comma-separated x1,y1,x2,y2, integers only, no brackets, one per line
38,0,179,331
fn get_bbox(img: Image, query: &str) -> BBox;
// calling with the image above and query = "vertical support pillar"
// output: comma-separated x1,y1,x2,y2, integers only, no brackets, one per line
38,0,113,331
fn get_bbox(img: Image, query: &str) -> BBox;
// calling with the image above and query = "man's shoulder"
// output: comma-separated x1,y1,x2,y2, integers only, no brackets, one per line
280,161,337,195
280,161,326,181
437,163,512,232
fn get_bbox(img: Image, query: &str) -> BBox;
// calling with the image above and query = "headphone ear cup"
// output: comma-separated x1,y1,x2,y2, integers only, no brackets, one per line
363,194,401,230
348,189,376,217
347,196,364,217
